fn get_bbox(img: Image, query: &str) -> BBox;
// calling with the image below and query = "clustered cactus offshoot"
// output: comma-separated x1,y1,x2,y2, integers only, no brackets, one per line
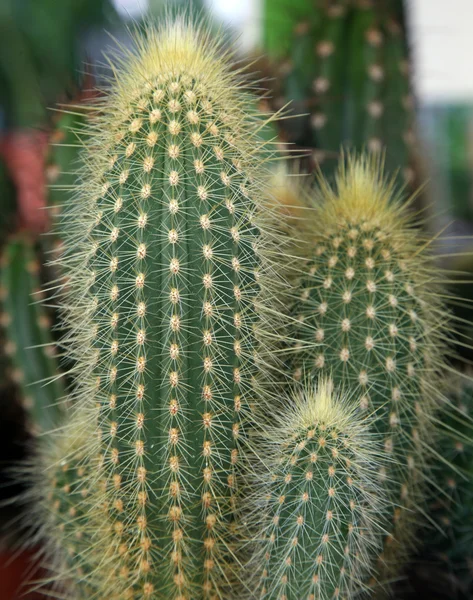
246,379,386,599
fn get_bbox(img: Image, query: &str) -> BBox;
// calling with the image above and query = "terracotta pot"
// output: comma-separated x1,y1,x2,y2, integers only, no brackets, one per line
0,548,46,600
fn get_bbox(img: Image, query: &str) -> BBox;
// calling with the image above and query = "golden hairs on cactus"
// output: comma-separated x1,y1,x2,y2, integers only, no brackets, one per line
245,378,387,599
23,16,290,600
288,154,452,580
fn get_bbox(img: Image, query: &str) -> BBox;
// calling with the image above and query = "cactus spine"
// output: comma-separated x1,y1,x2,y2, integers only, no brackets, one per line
27,19,285,600
288,155,447,576
47,110,87,210
30,405,102,593
248,379,386,599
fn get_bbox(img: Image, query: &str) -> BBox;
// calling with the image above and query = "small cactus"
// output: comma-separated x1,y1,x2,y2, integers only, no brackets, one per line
247,378,387,599
26,404,103,594
1,237,64,432
25,17,286,600
287,155,448,579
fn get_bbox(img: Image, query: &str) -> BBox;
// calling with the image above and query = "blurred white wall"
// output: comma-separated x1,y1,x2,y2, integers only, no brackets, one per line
206,0,261,51
408,0,473,104
113,0,149,18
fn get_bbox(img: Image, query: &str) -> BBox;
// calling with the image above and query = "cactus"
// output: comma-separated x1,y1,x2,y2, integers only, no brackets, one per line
264,0,417,183
287,155,448,580
246,378,387,599
0,160,17,392
262,0,315,59
419,376,473,597
24,18,288,600
0,156,17,238
0,237,65,433
0,113,84,439
26,403,119,597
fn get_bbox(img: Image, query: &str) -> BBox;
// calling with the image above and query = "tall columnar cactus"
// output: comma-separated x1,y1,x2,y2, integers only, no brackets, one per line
420,375,473,597
25,18,287,600
247,379,386,599
263,0,417,183
287,155,448,579
0,237,65,432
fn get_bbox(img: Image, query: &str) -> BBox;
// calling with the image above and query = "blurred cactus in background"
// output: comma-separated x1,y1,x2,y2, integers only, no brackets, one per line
0,0,117,129
407,375,473,600
262,0,418,185
0,0,116,577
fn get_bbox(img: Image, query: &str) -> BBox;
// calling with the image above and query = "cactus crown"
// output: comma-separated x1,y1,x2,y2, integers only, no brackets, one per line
320,154,405,223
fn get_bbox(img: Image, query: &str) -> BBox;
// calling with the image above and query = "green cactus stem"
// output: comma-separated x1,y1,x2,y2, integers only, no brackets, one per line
264,0,417,184
421,376,473,597
310,2,348,155
247,378,386,599
287,154,448,582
